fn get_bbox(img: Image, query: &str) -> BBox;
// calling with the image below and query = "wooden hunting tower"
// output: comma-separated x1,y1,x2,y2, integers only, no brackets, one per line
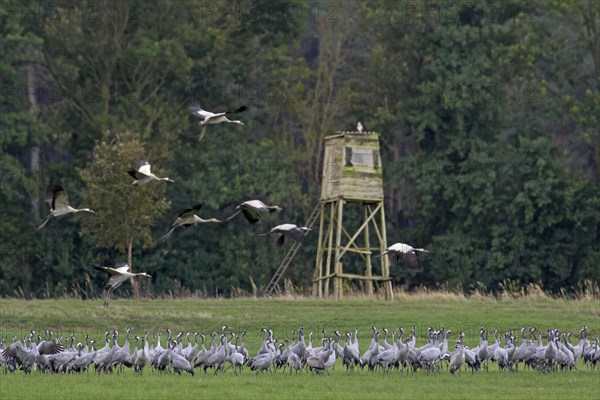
312,131,393,300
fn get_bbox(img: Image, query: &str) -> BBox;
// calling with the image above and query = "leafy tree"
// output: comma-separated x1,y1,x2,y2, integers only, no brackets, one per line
79,130,170,296
499,0,599,183
0,5,51,296
1,0,598,297
354,0,600,293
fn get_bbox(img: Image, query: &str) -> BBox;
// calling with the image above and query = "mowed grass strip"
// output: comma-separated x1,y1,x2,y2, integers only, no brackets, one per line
0,296,598,400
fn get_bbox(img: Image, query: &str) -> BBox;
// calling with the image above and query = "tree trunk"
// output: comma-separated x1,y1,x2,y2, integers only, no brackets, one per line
127,238,140,298
26,64,41,213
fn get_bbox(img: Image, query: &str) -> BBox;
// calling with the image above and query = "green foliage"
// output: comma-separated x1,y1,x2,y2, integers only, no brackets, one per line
1,0,598,297
356,0,600,294
79,130,170,260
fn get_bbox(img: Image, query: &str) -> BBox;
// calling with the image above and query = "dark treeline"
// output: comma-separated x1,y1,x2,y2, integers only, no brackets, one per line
1,0,598,298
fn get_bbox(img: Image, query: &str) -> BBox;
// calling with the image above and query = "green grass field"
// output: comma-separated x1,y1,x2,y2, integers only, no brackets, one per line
0,295,598,399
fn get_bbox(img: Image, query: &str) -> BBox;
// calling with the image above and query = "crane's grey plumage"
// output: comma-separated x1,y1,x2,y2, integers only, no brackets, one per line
187,102,247,141
380,242,430,268
342,332,361,370
134,336,149,374
307,338,334,375
204,334,228,375
450,343,466,374
193,333,215,369
360,330,381,370
94,263,151,307
226,200,283,225
169,341,194,375
160,204,221,242
128,161,173,185
72,343,96,373
37,185,95,230
258,223,310,246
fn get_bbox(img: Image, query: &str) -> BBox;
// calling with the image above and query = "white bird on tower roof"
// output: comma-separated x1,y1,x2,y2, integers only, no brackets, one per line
187,102,247,142
357,121,364,133
128,160,174,185
379,242,430,268
356,121,365,133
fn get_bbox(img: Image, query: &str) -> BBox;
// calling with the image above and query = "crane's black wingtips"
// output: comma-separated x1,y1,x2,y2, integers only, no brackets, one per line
241,209,260,225
276,235,285,247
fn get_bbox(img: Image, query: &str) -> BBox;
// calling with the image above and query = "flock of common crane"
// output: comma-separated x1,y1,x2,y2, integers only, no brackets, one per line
1,325,597,376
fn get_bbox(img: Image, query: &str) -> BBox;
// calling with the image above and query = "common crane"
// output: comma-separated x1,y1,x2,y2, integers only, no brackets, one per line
259,223,310,246
187,102,247,142
37,185,95,230
133,336,149,374
128,161,174,185
204,334,228,375
450,343,466,374
226,200,283,225
226,335,245,375
160,204,221,242
342,332,361,371
71,342,96,373
380,242,430,268
289,326,307,363
183,333,199,363
169,341,194,375
307,338,334,375
360,330,381,370
286,346,302,374
247,339,277,374
194,333,216,369
94,263,152,307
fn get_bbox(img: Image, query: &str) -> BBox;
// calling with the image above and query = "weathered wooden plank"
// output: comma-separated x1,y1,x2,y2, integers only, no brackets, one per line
313,273,391,282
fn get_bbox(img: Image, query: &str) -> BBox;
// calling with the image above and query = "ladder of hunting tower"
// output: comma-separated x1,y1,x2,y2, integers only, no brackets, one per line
262,202,321,296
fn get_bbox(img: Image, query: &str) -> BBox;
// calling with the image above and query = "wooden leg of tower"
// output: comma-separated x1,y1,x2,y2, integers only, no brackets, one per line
324,201,336,299
379,202,393,301
333,198,344,301
313,203,326,298
364,204,373,296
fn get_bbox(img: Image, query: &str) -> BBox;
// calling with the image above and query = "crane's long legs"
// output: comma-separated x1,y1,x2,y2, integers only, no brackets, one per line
37,215,53,230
